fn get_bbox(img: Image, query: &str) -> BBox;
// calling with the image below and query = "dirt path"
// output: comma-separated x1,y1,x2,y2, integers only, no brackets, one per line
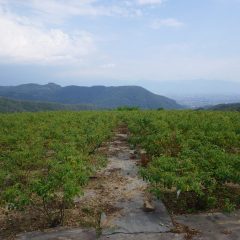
98,127,179,238
16,127,240,240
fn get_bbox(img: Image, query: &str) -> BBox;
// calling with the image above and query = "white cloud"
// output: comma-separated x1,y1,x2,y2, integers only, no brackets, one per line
0,0,177,66
151,18,184,29
136,0,165,5
0,13,96,64
0,0,144,24
0,0,148,64
28,0,114,19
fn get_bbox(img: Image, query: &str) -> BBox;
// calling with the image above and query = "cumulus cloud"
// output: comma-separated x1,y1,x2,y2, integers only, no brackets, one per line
151,18,184,29
0,13,95,64
0,0,153,64
0,0,171,65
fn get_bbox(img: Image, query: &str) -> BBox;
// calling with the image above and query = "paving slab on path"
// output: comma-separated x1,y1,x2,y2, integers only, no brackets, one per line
101,132,173,235
99,233,184,240
175,210,240,240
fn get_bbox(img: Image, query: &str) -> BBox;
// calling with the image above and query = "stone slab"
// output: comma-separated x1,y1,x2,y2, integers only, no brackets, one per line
100,233,184,240
175,210,240,240
102,193,173,235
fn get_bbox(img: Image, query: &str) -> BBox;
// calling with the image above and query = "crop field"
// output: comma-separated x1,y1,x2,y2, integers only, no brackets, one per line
0,110,240,237
125,111,240,213
0,111,118,232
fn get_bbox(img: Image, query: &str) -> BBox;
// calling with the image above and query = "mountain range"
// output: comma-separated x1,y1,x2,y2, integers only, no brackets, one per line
0,83,182,111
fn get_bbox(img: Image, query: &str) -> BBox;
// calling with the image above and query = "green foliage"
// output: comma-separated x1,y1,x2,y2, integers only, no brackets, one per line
0,111,117,225
1,109,239,226
206,196,217,209
116,106,140,111
223,198,236,213
124,110,240,212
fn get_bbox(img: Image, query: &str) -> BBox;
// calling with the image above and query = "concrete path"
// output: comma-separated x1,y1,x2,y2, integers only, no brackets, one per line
100,132,174,236
175,210,240,240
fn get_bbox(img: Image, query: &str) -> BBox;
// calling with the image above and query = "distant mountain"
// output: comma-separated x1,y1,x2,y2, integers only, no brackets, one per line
208,103,240,111
0,97,96,113
0,83,182,109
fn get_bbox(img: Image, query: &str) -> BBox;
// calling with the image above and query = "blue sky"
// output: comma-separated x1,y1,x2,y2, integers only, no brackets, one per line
0,0,240,91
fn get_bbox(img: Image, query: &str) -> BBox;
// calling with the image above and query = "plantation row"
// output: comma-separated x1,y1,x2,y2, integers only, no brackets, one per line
124,111,240,213
0,111,118,225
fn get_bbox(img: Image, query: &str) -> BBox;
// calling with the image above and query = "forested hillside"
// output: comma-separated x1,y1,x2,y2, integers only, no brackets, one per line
0,97,96,113
0,83,182,109
209,103,240,111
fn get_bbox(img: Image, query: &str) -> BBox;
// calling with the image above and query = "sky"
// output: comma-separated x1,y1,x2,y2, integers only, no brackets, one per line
0,0,240,93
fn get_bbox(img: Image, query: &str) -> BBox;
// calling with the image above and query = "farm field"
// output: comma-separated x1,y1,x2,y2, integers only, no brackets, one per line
0,111,118,238
0,110,240,239
125,111,240,213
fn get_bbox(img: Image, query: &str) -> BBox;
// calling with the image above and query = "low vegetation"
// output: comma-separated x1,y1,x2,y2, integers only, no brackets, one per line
0,110,240,237
0,111,117,228
125,111,240,213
